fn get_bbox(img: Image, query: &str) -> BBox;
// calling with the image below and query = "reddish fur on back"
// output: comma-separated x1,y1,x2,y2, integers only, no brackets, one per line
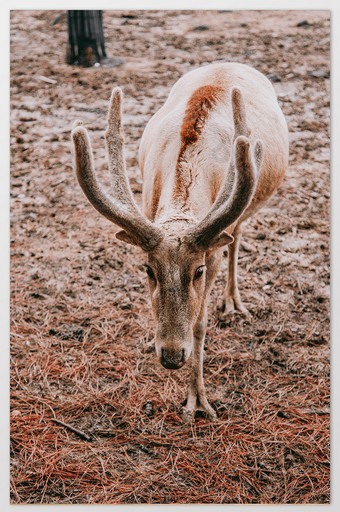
179,85,225,157
172,85,225,204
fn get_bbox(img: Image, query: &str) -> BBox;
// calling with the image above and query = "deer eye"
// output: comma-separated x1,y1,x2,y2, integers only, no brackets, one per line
145,265,156,281
194,265,205,280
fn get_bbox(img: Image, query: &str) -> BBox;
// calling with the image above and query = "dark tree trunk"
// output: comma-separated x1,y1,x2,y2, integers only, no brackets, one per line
67,10,106,67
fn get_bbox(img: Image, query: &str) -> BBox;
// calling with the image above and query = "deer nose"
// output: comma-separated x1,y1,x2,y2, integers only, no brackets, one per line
161,348,185,370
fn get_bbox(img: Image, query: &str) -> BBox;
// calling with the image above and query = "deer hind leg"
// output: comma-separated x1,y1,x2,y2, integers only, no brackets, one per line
220,223,249,318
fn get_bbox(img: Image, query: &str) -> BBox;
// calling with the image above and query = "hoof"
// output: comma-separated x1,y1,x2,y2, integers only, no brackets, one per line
182,410,195,423
219,296,250,320
205,408,217,422
182,405,217,423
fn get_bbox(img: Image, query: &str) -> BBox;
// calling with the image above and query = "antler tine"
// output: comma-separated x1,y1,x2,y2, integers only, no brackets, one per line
72,123,120,222
71,89,163,252
254,139,264,172
185,136,258,249
232,87,251,140
105,88,137,209
209,87,250,212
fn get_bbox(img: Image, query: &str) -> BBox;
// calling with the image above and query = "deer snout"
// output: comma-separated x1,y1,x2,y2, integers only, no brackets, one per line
161,347,185,370
155,326,193,370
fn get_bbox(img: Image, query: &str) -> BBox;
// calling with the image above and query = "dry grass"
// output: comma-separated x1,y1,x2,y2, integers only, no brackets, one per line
10,9,330,504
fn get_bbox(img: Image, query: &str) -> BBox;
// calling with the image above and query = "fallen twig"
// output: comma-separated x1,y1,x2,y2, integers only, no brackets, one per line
51,418,92,441
37,75,57,85
51,178,66,188
298,408,330,416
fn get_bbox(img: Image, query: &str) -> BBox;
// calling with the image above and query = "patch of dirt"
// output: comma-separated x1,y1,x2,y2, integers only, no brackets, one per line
10,9,330,504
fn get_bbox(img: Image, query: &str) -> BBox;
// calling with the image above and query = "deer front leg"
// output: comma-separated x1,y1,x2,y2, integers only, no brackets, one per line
220,224,249,318
182,315,217,423
182,249,222,422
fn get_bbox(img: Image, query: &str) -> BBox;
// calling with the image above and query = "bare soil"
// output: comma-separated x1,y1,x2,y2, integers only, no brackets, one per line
10,9,330,504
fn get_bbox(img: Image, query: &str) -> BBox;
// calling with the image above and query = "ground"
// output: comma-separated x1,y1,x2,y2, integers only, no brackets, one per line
10,9,330,504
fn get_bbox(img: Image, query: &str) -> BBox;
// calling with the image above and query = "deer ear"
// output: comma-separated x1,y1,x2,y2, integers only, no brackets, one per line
115,230,140,247
208,231,234,249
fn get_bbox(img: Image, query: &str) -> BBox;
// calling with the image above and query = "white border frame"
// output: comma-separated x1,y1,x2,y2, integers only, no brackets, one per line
3,1,338,511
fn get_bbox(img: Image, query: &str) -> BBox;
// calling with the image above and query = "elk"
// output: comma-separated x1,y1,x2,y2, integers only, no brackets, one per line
72,62,289,422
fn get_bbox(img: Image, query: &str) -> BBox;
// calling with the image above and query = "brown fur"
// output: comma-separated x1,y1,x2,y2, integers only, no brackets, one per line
150,171,162,220
179,85,225,158
173,85,225,203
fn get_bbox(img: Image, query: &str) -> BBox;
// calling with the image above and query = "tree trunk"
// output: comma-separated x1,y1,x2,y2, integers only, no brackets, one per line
67,10,106,67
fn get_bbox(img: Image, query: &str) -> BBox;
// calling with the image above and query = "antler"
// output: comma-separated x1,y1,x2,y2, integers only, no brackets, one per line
71,88,163,252
185,88,263,250
232,87,251,140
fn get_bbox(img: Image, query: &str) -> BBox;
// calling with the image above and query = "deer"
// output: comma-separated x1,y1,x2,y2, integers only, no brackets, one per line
71,62,289,422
